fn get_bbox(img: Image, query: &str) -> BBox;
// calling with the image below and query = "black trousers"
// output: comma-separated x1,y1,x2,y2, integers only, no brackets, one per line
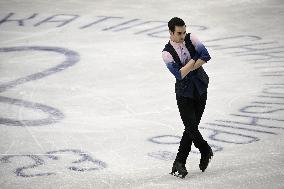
175,91,209,164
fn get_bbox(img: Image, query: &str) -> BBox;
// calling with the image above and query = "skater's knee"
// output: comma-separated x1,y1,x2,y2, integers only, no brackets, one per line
184,129,194,140
185,127,197,135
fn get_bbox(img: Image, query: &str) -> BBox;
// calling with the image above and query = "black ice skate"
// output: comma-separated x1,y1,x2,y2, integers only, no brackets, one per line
199,146,213,172
170,161,188,179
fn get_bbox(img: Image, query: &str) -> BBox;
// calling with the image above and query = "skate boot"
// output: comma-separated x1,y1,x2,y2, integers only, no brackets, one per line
199,146,213,172
170,161,188,179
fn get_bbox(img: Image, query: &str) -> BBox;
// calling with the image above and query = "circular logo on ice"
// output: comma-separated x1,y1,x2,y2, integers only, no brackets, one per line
0,46,80,126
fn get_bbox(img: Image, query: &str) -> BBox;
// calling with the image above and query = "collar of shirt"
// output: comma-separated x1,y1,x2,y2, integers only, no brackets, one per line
170,40,185,49
169,40,190,65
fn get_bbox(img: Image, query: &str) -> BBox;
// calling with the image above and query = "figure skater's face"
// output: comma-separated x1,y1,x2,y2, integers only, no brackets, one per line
170,25,186,43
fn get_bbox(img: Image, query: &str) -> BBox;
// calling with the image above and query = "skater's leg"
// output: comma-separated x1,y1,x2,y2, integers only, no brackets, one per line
175,130,193,164
192,92,210,154
194,92,213,172
195,92,207,126
175,95,194,164
176,95,208,153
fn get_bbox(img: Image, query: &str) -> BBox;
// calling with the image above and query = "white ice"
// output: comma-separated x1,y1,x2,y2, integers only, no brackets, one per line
0,0,283,188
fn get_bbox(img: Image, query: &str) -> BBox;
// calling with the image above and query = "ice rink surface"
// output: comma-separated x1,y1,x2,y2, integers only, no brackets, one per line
0,0,283,188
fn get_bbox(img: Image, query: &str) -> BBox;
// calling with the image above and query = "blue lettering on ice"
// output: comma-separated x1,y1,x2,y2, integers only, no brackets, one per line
0,12,283,162
0,149,107,177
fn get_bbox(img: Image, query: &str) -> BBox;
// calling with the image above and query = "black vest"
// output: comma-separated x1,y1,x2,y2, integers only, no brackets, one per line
163,33,209,97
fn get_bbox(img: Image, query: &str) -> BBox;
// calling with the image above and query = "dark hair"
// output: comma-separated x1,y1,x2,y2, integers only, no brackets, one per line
168,17,185,33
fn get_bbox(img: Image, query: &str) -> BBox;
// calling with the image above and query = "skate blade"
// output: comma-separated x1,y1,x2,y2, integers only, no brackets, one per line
169,172,186,179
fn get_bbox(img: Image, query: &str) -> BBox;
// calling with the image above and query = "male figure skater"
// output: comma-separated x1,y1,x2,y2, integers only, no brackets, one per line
162,17,213,178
